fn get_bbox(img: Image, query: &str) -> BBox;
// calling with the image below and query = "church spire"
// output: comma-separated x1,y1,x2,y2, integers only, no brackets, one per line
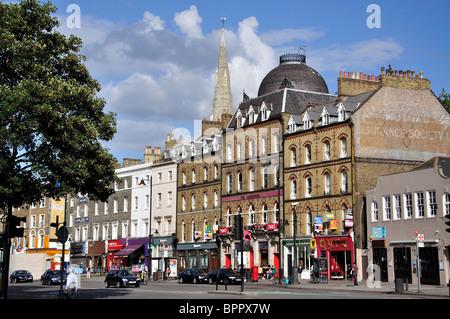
211,18,233,121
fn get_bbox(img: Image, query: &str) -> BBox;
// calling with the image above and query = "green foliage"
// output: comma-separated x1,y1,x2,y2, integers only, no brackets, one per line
0,0,118,207
438,88,450,113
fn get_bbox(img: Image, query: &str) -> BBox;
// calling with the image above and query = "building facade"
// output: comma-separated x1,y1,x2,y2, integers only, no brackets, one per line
365,157,450,286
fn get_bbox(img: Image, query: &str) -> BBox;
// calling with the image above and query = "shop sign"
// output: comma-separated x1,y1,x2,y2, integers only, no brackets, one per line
329,220,337,230
318,237,352,251
108,240,124,251
266,223,278,231
219,227,229,235
195,231,202,238
345,219,353,227
284,239,310,247
372,227,386,239
204,232,213,240
310,239,316,249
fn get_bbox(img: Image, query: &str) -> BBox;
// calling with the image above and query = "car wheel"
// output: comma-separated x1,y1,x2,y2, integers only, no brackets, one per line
116,281,121,288
179,277,183,284
208,278,214,285
193,278,198,284
104,281,109,288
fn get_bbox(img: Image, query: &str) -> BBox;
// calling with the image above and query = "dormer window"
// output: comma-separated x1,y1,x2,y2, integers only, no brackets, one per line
337,103,346,121
303,113,312,130
260,102,269,121
248,106,255,124
321,108,330,125
202,140,209,154
287,116,296,133
212,137,219,152
191,144,196,156
236,109,244,127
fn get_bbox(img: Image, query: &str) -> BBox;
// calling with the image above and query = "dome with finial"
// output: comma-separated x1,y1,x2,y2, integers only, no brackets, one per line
257,53,329,96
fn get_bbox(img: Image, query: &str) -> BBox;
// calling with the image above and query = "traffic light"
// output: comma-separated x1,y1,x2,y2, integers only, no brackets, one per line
9,215,26,238
445,213,450,233
234,214,243,241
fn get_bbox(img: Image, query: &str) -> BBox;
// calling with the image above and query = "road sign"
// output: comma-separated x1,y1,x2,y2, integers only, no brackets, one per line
418,234,424,242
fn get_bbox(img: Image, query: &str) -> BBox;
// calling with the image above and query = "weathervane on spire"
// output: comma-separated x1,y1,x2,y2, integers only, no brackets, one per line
221,17,226,28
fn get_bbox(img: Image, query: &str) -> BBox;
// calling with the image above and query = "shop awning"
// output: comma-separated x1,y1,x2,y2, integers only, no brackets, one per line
113,243,143,257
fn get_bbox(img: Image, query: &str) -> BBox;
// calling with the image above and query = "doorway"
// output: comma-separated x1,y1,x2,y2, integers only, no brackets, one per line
372,248,388,282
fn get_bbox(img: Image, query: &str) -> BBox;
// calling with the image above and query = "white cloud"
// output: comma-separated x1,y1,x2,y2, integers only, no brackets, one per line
309,38,404,73
57,9,403,160
141,11,165,32
174,5,203,39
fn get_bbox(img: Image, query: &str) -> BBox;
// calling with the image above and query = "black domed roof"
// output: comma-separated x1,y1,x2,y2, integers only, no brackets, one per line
257,53,329,96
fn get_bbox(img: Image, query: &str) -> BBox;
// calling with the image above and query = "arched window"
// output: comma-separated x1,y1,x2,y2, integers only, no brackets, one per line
249,204,255,225
262,203,268,224
203,191,208,210
249,168,255,191
191,194,196,211
291,179,297,200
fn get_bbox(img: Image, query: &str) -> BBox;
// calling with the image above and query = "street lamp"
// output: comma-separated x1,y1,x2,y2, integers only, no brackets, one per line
139,178,152,280
291,202,299,285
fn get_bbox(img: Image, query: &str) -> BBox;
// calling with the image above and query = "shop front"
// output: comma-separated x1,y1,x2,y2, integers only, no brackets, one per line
114,238,148,269
177,242,219,273
315,233,354,280
283,237,313,281
107,239,124,271
86,241,106,273
151,235,177,278
70,242,87,274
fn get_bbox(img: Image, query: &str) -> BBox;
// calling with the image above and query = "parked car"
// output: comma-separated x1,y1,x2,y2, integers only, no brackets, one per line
10,270,33,283
207,268,243,285
40,269,67,285
104,269,141,288
178,269,208,284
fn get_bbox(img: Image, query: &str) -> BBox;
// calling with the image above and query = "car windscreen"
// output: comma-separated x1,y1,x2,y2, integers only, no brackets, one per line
119,270,133,276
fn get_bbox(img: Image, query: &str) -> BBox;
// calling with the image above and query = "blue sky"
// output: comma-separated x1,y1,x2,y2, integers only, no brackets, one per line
7,0,450,163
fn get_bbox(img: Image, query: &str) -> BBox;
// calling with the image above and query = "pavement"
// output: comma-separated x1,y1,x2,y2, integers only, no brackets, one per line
81,273,449,298
245,277,449,298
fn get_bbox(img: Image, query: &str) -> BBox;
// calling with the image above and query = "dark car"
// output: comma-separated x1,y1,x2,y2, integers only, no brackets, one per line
104,269,141,288
207,268,243,285
10,270,33,283
178,269,208,284
41,269,67,285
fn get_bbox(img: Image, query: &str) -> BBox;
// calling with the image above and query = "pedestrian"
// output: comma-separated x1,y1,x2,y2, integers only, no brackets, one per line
297,261,303,283
65,267,78,299
351,263,359,287
86,267,91,278
166,266,171,280
271,265,277,279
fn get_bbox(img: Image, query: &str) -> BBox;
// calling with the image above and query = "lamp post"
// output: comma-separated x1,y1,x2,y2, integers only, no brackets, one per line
139,177,152,281
291,202,299,284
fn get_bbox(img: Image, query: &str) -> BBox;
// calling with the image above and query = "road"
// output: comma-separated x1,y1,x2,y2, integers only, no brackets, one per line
6,276,438,300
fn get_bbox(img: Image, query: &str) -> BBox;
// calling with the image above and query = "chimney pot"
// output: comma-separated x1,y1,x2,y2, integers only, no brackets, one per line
381,67,385,75
340,71,343,77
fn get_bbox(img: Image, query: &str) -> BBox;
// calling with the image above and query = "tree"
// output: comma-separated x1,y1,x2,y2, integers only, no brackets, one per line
0,0,119,210
438,88,450,113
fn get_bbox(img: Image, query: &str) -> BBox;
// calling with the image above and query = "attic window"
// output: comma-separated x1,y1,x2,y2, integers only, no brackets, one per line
260,103,269,121
338,103,346,121
321,108,330,125
287,117,296,133
303,113,312,130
